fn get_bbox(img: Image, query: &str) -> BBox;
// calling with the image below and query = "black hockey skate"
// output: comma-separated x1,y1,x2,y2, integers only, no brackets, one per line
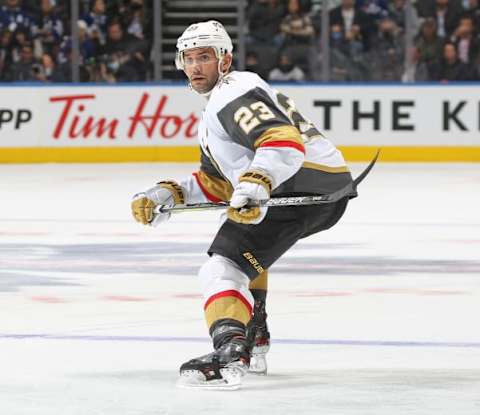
178,337,250,390
247,299,270,375
178,319,251,390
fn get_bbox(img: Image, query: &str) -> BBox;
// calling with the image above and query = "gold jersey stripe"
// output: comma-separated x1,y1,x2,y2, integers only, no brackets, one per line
249,270,268,291
196,170,233,202
302,161,350,173
204,296,252,328
254,125,303,149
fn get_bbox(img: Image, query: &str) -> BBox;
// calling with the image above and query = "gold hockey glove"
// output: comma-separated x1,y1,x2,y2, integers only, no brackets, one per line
227,170,272,225
131,181,185,226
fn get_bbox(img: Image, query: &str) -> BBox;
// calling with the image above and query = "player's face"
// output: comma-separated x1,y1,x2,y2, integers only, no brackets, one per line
183,48,220,94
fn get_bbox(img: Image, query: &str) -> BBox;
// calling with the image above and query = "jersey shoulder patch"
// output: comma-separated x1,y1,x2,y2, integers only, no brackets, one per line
215,85,293,150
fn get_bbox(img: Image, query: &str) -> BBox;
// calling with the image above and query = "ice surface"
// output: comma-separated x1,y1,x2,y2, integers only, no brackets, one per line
1,162,480,414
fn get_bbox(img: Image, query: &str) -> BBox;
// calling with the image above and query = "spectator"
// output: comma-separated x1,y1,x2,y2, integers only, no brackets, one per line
415,17,445,75
312,23,368,81
312,23,350,82
368,17,404,81
388,0,420,33
118,0,150,40
245,50,269,79
416,0,463,18
40,52,68,81
451,15,480,64
10,25,30,62
268,52,306,81
24,52,65,82
431,41,476,80
82,0,108,44
330,0,374,50
58,36,91,82
415,0,436,17
402,46,430,82
342,22,368,78
464,0,480,28
464,0,480,9
328,22,364,56
247,0,286,47
356,0,389,22
0,0,34,34
299,0,313,11
99,19,148,81
32,0,64,57
280,0,315,73
425,0,463,38
280,0,315,44
0,27,13,78
461,0,474,9
75,21,97,68
6,42,37,80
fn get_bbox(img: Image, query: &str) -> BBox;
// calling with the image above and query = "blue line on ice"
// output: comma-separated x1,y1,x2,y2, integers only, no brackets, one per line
1,334,480,348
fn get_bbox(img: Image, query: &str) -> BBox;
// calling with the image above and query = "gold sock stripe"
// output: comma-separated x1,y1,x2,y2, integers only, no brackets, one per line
239,170,272,193
249,270,268,290
204,295,252,328
157,181,185,204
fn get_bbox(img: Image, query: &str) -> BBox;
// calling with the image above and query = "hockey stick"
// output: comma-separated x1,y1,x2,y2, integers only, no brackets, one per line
155,150,380,214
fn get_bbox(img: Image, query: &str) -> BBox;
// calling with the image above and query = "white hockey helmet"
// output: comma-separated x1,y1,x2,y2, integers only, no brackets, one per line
175,20,233,70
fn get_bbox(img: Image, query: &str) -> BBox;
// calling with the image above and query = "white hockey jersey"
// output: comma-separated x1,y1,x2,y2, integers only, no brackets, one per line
179,71,353,204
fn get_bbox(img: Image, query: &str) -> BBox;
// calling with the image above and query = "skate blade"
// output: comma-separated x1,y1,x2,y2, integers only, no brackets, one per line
249,353,267,376
251,344,270,355
177,364,247,391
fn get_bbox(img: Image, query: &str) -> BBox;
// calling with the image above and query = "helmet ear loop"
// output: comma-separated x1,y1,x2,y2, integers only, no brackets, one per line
217,58,225,82
176,50,185,71
217,52,231,82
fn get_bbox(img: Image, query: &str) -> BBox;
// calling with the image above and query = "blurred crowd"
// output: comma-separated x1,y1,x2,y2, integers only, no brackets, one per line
0,0,151,82
0,0,479,83
247,0,480,82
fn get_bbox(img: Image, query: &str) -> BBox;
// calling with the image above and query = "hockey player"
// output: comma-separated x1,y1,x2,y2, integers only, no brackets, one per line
131,20,354,389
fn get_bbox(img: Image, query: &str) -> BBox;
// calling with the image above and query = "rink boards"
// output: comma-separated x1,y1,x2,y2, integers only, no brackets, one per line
0,83,479,162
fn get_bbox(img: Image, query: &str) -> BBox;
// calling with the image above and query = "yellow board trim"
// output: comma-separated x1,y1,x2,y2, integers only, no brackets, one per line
0,146,201,163
1,146,480,163
338,146,480,162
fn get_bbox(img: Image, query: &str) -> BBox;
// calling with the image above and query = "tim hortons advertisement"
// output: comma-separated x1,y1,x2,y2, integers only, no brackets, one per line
0,86,205,148
0,85,479,148
46,90,202,145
